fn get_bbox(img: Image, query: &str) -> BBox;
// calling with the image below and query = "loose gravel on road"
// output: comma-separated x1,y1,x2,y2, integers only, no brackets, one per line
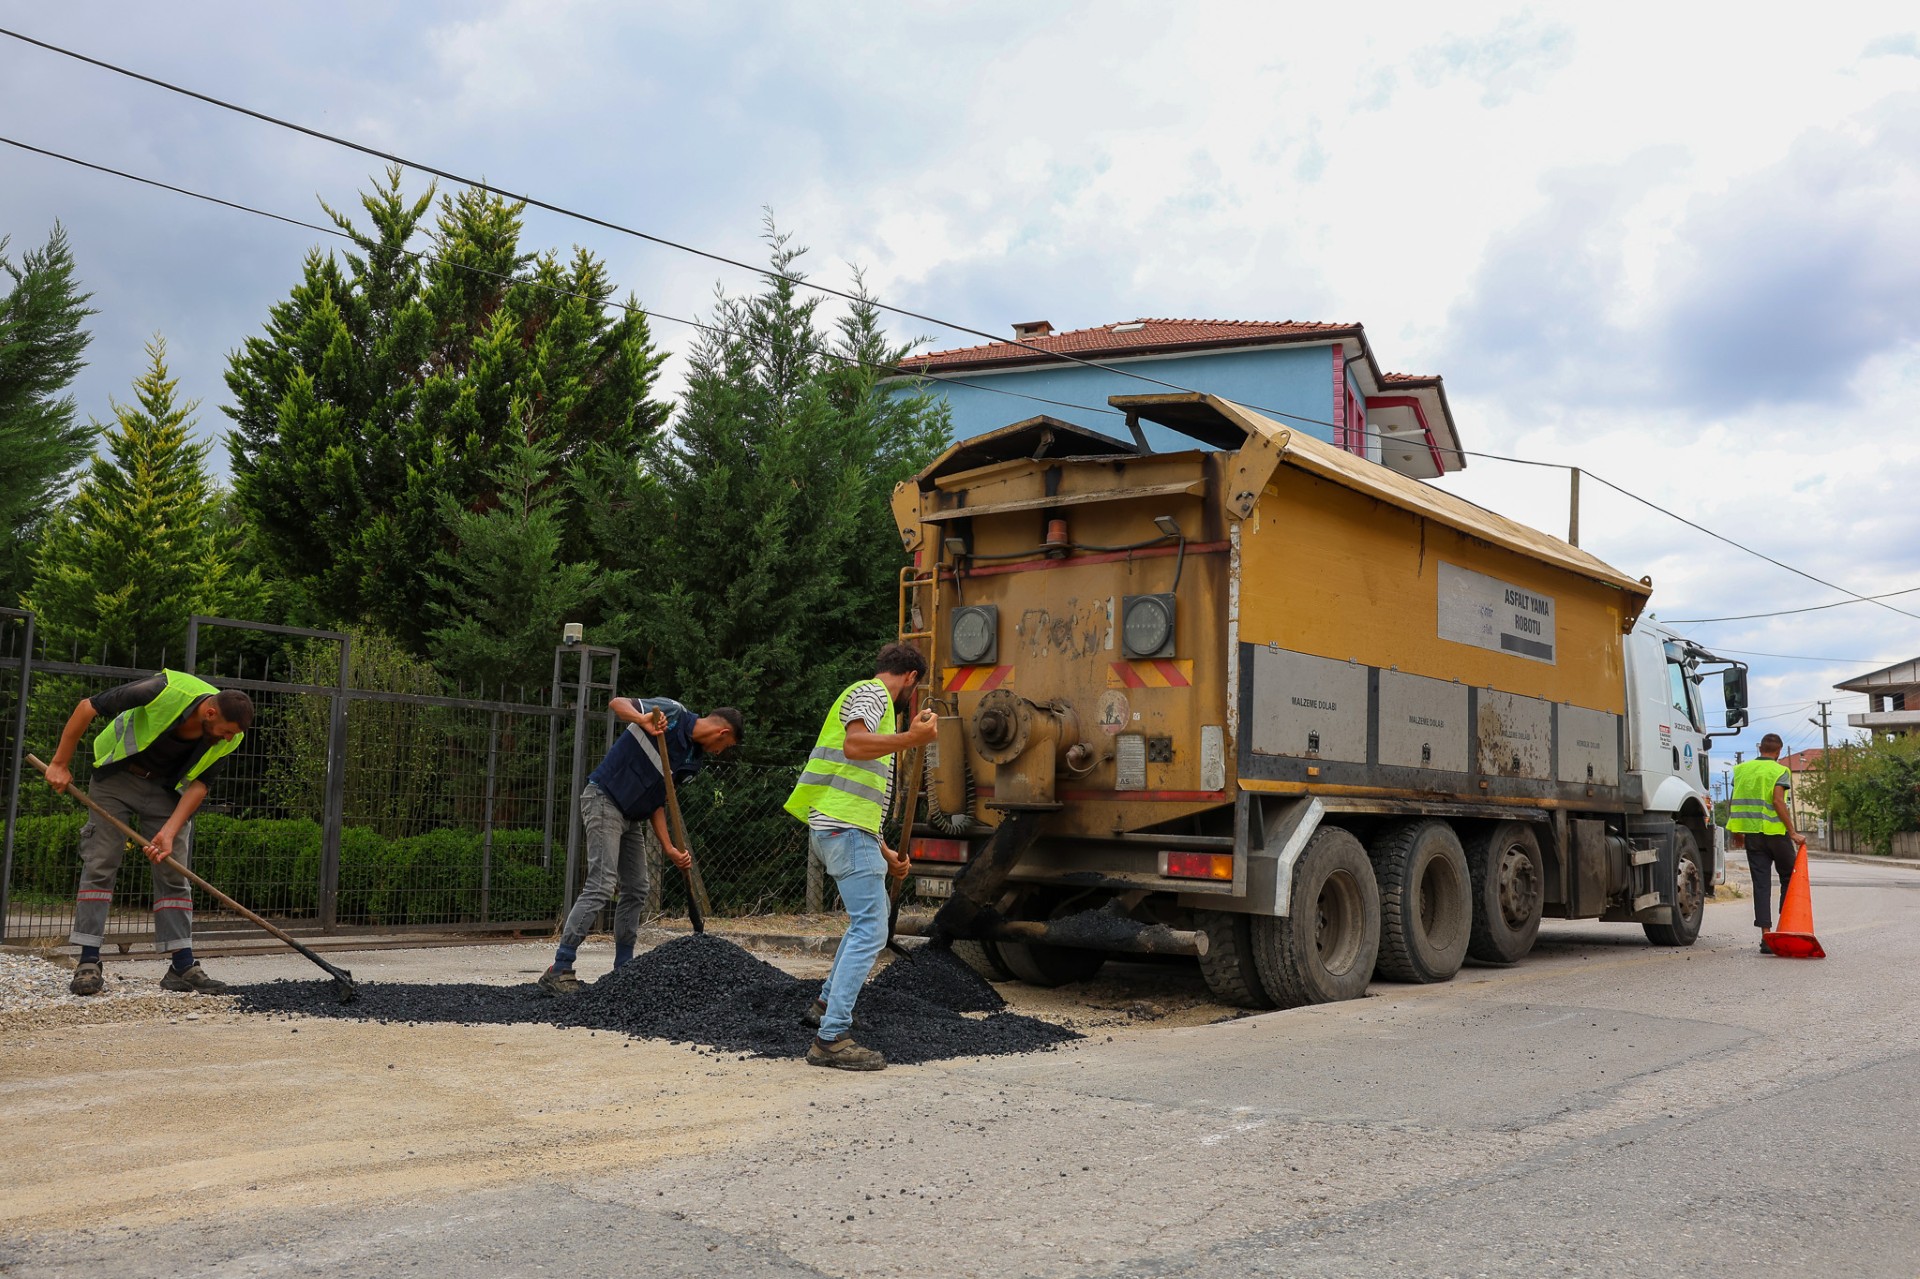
230,934,1076,1064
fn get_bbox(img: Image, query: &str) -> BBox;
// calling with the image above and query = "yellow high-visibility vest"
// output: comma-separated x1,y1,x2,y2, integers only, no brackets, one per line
1728,757,1790,835
783,679,894,833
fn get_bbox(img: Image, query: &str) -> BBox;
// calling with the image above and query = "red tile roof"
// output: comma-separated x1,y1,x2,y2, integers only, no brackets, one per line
1780,749,1828,772
899,318,1358,373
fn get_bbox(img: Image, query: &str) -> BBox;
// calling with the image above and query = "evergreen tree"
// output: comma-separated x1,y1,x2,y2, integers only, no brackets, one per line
225,168,668,647
0,222,96,605
578,227,949,759
426,411,603,694
25,338,248,663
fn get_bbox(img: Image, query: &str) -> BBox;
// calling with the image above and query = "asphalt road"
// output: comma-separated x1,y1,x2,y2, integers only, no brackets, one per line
5,857,1916,1279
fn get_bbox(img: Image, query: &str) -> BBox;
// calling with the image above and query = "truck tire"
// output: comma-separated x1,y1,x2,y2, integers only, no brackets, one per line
1250,828,1380,1008
950,938,1014,982
1370,819,1471,984
1642,827,1706,947
1465,821,1544,964
997,940,1105,987
1195,909,1276,1008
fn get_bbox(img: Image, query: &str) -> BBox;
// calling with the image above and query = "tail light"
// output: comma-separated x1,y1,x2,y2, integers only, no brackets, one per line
912,837,969,864
1160,851,1232,880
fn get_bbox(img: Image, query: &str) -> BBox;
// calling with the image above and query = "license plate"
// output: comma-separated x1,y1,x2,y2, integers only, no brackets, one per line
916,876,953,898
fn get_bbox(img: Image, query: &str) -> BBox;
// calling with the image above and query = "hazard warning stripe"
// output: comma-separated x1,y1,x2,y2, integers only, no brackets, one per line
943,665,1014,692
1107,660,1193,689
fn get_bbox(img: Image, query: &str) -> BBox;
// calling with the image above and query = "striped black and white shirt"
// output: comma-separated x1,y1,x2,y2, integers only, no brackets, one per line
807,681,895,833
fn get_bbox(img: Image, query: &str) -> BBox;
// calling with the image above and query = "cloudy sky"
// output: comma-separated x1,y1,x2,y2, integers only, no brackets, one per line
3,2,1917,765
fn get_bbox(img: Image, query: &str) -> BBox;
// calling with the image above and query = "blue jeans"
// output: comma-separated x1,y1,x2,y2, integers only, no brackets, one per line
812,827,888,1041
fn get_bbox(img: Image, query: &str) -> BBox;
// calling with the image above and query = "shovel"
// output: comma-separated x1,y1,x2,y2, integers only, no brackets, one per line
884,690,927,955
654,736,709,934
30,754,358,1001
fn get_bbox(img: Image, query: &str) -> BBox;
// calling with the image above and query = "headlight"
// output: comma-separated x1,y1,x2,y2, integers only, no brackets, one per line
949,604,998,666
1121,594,1176,659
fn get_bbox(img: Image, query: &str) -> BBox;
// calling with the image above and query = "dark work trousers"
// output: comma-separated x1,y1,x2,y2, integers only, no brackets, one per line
1745,832,1798,929
70,769,196,952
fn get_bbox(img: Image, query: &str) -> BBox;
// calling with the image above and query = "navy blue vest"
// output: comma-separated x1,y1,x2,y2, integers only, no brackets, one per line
589,698,704,819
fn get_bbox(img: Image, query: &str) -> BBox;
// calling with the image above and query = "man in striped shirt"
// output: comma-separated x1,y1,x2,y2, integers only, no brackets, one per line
783,643,939,1069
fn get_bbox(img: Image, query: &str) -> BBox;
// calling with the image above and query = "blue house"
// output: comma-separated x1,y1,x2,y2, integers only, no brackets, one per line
889,318,1464,479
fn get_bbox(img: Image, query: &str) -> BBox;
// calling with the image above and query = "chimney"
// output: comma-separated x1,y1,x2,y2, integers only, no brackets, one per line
1011,320,1054,341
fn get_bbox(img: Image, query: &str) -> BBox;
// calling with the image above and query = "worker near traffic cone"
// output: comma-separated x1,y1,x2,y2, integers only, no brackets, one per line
1727,733,1799,953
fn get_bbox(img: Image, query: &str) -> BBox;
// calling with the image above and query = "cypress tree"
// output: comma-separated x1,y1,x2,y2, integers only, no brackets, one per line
25,338,247,663
0,222,95,605
578,228,949,758
225,168,667,648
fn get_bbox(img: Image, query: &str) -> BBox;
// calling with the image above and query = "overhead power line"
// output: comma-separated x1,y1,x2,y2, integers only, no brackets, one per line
0,134,1127,426
3,31,1914,624
1663,582,1920,624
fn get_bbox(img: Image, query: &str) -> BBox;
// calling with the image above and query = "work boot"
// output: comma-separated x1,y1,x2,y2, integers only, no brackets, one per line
807,1035,886,1071
537,965,584,995
160,964,228,994
69,961,104,996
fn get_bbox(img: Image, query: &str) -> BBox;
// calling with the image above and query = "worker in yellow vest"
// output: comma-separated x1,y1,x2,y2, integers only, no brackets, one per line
44,670,253,995
1727,732,1801,951
783,643,938,1070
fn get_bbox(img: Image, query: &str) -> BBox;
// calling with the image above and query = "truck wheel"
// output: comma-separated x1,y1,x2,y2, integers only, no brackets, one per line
1195,910,1276,1008
1643,827,1706,947
951,938,1014,982
1250,828,1380,1008
1370,820,1471,983
996,939,1105,987
1465,822,1544,963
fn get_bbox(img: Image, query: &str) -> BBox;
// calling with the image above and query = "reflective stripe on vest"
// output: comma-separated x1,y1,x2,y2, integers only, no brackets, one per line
1727,758,1790,834
783,679,894,833
91,669,243,792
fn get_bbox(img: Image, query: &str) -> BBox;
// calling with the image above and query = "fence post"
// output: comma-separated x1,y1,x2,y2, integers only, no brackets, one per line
318,634,351,932
481,707,499,923
559,646,592,919
0,611,36,944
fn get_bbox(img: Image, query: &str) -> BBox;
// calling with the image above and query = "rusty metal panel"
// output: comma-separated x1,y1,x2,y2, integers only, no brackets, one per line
1377,669,1470,772
1249,647,1368,763
1476,689,1553,779
1557,703,1621,786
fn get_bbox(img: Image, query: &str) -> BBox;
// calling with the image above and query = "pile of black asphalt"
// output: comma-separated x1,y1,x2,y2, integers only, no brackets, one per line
231,935,1079,1065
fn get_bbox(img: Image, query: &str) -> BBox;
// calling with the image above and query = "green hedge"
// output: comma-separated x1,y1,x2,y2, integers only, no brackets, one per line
3,815,564,926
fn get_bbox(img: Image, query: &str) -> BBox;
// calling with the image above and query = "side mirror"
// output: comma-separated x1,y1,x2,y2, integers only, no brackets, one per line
1721,667,1749,729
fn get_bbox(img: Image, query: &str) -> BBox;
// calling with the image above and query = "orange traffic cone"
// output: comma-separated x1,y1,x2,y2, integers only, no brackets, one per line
1762,840,1825,959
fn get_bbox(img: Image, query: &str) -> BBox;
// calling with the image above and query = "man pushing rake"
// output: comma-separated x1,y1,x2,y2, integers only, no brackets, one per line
42,669,252,995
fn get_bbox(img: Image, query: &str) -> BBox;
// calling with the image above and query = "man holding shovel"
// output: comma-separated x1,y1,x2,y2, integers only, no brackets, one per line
43,670,252,995
539,697,743,993
784,643,938,1071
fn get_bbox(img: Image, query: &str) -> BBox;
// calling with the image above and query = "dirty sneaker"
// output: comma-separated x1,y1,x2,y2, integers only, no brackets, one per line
69,961,104,996
537,965,584,995
159,963,228,994
807,1035,886,1071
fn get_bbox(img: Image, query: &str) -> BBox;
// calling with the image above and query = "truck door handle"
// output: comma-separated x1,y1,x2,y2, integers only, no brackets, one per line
1672,747,1681,770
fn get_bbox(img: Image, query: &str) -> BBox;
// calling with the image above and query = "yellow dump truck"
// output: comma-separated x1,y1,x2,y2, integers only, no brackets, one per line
894,393,1749,1008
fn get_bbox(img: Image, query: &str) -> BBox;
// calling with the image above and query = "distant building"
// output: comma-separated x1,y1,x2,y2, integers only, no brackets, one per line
889,318,1465,479
1836,658,1920,739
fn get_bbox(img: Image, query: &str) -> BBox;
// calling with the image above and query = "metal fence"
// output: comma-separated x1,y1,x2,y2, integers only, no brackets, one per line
0,611,815,950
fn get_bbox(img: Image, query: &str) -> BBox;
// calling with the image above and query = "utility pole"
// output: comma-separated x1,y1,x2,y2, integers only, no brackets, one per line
1568,467,1581,547
1809,701,1833,845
